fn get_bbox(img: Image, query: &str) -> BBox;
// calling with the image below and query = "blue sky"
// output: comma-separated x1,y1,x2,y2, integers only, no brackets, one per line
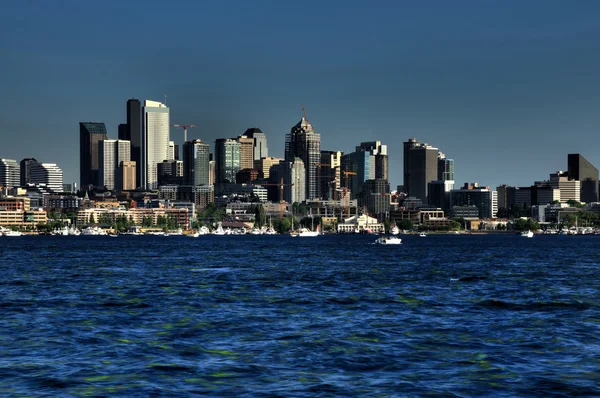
1,0,600,189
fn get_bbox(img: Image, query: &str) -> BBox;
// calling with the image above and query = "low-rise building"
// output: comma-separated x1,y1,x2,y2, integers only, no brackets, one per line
337,214,384,233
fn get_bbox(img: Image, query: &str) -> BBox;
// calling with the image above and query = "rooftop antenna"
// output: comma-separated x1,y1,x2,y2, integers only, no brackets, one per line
164,94,167,106
302,104,307,120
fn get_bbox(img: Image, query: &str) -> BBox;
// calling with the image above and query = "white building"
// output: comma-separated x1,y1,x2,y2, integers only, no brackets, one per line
141,100,170,190
99,140,131,190
0,159,20,188
30,163,63,192
337,214,384,233
167,141,175,161
550,171,580,203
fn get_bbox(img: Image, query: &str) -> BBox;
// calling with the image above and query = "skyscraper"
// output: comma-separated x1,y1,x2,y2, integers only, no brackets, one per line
214,138,241,183
567,154,598,203
99,140,131,190
356,141,388,181
243,128,269,160
183,139,210,186
403,138,439,202
285,114,321,200
437,152,455,181
0,159,20,188
79,122,108,188
127,99,142,187
320,151,342,200
30,163,63,192
117,161,136,191
141,100,170,190
20,158,38,186
235,135,255,170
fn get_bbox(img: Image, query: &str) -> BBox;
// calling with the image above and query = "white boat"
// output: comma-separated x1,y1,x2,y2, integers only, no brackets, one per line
390,225,400,235
188,232,200,238
298,227,319,237
3,230,23,237
419,233,427,237
375,236,401,245
81,226,108,236
521,230,534,238
250,228,262,235
199,226,210,235
109,234,118,238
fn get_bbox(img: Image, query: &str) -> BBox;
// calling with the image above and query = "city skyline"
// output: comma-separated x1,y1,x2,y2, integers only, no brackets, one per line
2,2,600,189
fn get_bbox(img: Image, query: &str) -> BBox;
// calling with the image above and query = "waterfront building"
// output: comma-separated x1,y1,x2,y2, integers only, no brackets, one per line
337,214,384,234
254,157,282,179
30,163,63,193
141,100,170,190
0,159,20,188
19,158,38,187
550,171,581,203
243,128,268,161
215,138,241,183
99,139,131,190
117,161,136,191
403,138,439,202
285,114,321,200
0,197,30,211
568,154,598,203
79,122,108,188
450,182,497,218
183,139,210,185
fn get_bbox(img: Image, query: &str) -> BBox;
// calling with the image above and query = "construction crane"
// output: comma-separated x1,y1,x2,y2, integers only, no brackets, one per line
170,124,197,143
258,177,294,219
339,171,357,218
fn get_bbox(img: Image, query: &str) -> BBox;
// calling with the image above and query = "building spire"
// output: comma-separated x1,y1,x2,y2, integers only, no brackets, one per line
302,104,307,121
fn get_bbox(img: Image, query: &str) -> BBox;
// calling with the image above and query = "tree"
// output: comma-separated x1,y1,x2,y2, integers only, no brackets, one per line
142,216,153,227
89,213,96,225
397,219,413,230
254,204,266,228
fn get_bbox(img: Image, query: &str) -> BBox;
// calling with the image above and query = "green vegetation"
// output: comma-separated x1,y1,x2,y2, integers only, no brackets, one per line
511,218,540,231
195,203,225,228
253,204,266,229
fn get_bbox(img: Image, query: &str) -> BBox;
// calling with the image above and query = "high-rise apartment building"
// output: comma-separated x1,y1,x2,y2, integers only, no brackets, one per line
0,159,20,188
567,154,598,203
141,100,170,190
183,139,210,185
214,138,241,183
99,140,131,190
243,128,269,161
30,163,63,192
403,138,439,202
79,122,108,188
285,116,321,200
20,158,38,187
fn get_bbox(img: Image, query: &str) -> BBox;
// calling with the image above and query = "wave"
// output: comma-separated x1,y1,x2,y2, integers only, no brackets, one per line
476,299,592,311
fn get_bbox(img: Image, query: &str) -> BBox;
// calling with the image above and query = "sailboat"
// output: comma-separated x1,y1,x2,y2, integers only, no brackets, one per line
289,213,298,237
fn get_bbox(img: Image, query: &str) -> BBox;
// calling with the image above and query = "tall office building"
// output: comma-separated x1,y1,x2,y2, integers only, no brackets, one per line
403,138,439,202
450,183,497,219
0,159,20,188
117,161,136,191
167,141,175,161
126,99,142,187
208,160,215,185
183,139,210,185
254,157,283,179
320,151,342,200
235,135,255,170
30,163,63,192
99,140,131,190
341,151,374,200
360,179,390,220
567,154,598,203
141,100,170,190
20,158,38,186
356,141,388,181
271,158,306,204
79,122,108,188
438,152,455,181
285,115,321,200
215,138,241,183
550,171,581,203
243,128,269,160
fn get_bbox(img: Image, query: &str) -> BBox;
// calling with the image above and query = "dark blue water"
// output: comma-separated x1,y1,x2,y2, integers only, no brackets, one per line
1,234,599,396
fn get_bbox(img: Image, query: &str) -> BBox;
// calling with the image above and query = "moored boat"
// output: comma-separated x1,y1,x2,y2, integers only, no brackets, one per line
375,236,401,245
